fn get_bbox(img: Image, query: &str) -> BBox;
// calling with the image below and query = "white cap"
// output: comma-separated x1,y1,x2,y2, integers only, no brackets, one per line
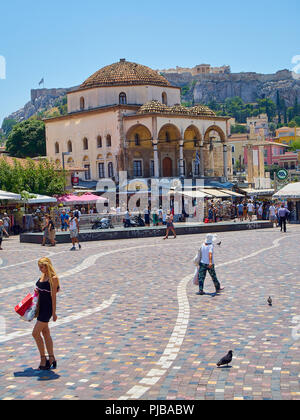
205,233,217,245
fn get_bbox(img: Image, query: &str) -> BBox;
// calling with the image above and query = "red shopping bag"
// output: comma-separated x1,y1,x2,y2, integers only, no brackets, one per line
15,294,33,317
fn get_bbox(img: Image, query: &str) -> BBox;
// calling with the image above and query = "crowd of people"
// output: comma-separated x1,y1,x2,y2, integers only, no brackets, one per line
207,199,290,227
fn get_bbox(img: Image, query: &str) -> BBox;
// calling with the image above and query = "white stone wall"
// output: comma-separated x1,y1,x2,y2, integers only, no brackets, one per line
46,110,121,181
67,85,180,113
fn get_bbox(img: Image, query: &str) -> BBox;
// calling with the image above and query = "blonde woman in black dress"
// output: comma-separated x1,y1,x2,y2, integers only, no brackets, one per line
32,257,60,370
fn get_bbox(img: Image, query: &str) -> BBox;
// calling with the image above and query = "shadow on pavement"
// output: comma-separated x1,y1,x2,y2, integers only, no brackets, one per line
14,368,60,381
217,366,233,369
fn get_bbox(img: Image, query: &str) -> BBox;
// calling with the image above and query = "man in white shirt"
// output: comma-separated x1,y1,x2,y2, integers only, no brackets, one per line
269,204,277,227
197,234,224,295
247,200,255,222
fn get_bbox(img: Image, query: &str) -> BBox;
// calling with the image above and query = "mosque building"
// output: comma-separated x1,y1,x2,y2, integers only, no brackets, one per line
45,59,232,186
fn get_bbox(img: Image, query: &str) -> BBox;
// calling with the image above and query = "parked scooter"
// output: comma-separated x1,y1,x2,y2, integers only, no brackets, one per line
132,215,145,227
92,217,114,230
123,215,145,228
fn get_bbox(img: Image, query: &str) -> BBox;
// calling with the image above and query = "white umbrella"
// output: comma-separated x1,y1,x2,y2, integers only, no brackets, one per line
273,182,300,199
0,190,21,200
24,194,57,204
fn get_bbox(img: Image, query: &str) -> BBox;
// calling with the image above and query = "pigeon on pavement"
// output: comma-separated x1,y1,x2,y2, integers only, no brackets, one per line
217,241,222,246
217,350,233,367
268,297,273,306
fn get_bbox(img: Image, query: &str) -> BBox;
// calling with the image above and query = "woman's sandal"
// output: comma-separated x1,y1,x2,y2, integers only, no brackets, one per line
39,356,50,370
48,355,57,369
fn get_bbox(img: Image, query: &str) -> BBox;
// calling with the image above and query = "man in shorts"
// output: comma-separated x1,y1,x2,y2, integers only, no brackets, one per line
237,202,244,222
247,200,255,222
69,211,81,251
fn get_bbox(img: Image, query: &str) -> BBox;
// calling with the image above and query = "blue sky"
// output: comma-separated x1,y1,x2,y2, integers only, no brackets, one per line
0,0,300,125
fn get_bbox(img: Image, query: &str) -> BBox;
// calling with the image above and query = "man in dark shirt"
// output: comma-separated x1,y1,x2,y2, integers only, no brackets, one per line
278,205,290,233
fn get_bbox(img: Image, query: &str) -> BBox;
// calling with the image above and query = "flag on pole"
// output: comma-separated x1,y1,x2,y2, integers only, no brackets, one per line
195,150,201,165
39,78,44,86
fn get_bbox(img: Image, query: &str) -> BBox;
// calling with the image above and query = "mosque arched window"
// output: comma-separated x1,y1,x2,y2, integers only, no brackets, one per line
162,92,167,105
55,142,60,154
67,140,72,153
119,92,127,105
97,136,102,148
80,97,85,110
83,137,88,150
106,135,112,147
108,162,114,178
135,133,140,146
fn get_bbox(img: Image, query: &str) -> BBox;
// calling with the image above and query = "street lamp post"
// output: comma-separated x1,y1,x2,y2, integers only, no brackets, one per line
62,152,71,170
62,152,71,191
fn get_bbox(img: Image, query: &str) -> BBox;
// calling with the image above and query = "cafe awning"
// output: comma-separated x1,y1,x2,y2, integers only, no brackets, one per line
241,188,275,197
172,190,213,198
200,189,231,198
0,190,21,201
219,189,244,198
273,182,300,199
24,194,57,204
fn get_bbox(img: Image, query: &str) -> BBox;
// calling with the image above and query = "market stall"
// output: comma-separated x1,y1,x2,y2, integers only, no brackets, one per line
273,182,300,223
0,190,23,234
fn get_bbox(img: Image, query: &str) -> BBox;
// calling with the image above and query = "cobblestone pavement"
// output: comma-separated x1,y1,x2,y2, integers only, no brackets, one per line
0,226,299,400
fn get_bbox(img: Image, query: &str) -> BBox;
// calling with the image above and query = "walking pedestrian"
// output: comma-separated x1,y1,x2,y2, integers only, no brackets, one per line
278,205,290,233
41,215,50,247
257,203,263,220
158,207,163,225
151,208,158,226
195,234,224,295
208,206,214,223
247,200,255,222
0,219,9,250
3,213,10,234
32,257,60,370
124,209,131,228
269,203,277,227
144,207,150,227
243,201,248,221
60,210,69,231
162,208,167,225
48,215,56,247
237,202,244,222
69,211,81,251
163,211,176,239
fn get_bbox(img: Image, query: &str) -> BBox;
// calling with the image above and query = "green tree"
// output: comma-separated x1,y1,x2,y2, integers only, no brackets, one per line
276,91,282,124
289,138,300,151
231,124,248,134
288,120,297,127
269,122,277,135
294,97,299,117
6,119,46,158
1,118,17,136
257,98,276,120
0,157,66,195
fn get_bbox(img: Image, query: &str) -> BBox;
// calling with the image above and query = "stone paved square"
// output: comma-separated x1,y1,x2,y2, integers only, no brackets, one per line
0,227,299,400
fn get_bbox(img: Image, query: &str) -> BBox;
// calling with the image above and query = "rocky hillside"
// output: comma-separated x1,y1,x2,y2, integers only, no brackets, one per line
163,69,300,106
5,87,78,123
4,69,300,123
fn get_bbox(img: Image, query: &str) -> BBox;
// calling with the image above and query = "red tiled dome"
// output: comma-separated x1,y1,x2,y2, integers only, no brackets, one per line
79,59,172,90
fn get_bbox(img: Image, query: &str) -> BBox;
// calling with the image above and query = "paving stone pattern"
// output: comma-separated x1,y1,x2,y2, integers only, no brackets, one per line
0,226,299,400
